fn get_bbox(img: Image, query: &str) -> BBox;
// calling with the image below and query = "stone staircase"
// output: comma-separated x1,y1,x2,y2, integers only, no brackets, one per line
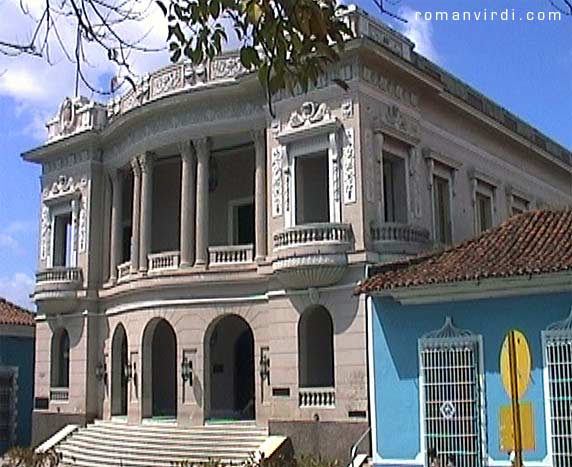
55,420,269,467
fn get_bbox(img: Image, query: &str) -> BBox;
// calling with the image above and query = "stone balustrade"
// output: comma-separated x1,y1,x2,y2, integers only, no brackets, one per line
274,223,353,249
148,251,180,272
50,387,69,402
371,222,430,244
117,262,131,281
299,387,336,408
208,245,254,265
36,267,83,284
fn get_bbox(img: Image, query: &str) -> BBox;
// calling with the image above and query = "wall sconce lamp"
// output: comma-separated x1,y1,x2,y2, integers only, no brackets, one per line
95,361,107,382
259,351,270,385
124,360,133,382
181,356,193,386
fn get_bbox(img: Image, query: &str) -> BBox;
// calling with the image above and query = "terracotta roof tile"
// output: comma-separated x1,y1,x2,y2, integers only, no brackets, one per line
357,209,572,294
0,298,35,326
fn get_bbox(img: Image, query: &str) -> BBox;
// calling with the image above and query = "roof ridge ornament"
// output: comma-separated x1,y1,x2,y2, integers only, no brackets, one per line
423,316,473,339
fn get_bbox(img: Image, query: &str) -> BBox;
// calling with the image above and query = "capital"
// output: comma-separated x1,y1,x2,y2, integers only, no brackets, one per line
178,140,195,162
130,157,141,177
138,152,154,174
193,137,210,162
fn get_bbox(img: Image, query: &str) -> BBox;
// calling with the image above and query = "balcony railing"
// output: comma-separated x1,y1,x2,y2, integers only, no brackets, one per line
274,223,353,249
208,245,254,265
299,387,336,408
36,267,83,284
371,223,430,244
117,261,131,281
148,251,180,272
49,387,69,402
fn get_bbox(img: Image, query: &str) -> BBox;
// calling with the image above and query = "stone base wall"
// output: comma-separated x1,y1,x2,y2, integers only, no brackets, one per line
269,420,370,463
31,411,90,448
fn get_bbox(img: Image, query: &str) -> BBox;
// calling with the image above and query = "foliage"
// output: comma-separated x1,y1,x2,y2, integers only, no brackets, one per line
154,0,352,113
2,447,61,467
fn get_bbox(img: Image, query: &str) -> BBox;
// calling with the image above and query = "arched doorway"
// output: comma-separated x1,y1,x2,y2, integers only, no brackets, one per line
111,324,128,417
205,315,255,420
142,318,177,419
50,328,70,389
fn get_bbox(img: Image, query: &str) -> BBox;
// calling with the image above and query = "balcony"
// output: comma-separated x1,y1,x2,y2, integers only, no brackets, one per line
148,251,180,273
49,387,69,403
272,223,354,289
208,245,254,266
299,387,336,408
34,267,83,299
371,223,431,257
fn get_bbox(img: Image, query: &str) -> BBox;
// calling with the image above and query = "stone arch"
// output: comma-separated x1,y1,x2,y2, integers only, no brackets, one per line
111,323,128,417
141,317,178,419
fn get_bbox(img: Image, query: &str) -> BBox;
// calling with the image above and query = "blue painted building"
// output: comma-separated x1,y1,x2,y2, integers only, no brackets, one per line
0,298,35,454
358,210,572,467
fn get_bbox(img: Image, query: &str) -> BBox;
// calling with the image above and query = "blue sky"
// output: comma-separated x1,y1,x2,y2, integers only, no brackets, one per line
0,0,570,309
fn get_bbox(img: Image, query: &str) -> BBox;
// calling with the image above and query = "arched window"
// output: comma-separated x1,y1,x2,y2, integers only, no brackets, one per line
51,329,70,388
298,306,334,388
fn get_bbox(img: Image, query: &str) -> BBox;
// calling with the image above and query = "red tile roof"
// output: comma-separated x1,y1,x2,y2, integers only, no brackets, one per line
357,209,572,294
0,298,35,326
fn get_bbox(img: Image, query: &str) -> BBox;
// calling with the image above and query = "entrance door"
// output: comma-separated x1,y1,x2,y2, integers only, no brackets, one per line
142,318,177,419
206,315,255,420
111,324,128,416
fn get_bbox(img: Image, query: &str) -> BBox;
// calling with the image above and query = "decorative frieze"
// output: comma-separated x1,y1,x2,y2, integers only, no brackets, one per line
360,65,419,108
151,66,184,98
369,102,420,142
342,128,356,204
288,102,331,129
210,55,246,80
271,147,284,217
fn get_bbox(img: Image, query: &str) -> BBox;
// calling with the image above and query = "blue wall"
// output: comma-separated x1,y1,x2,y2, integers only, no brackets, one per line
0,333,35,454
371,292,572,466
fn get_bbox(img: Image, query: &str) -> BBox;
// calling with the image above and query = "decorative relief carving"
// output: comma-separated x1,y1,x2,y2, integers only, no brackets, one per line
210,55,246,80
364,128,375,203
271,147,283,217
271,120,281,136
288,102,331,128
360,65,419,108
40,205,50,261
47,97,107,142
151,66,184,98
408,146,422,219
44,151,91,174
43,175,87,200
368,102,420,141
78,195,88,253
184,63,207,86
342,128,356,204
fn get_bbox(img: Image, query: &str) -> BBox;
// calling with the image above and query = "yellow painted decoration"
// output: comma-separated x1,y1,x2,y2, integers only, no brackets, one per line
499,402,535,452
500,330,532,399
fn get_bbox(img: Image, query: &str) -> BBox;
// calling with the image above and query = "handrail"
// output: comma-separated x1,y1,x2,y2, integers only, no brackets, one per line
350,427,371,467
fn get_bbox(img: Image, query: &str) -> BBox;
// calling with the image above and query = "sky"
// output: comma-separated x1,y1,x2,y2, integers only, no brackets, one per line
0,0,570,310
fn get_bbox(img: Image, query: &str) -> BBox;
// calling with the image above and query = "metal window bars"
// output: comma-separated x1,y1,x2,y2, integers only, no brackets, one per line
419,317,485,467
544,309,572,467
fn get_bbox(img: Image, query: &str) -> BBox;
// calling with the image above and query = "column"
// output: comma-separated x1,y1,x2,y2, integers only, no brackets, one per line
179,141,196,267
252,129,267,261
130,158,141,273
194,138,210,266
375,132,385,223
109,169,123,282
70,197,79,267
139,152,153,273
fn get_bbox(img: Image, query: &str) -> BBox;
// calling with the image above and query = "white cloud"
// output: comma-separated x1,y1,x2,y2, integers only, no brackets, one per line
0,221,34,254
0,272,35,310
397,7,441,63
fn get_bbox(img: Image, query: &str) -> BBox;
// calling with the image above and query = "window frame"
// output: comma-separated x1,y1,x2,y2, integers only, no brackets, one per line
418,317,487,467
227,196,255,246
470,172,498,235
45,193,80,268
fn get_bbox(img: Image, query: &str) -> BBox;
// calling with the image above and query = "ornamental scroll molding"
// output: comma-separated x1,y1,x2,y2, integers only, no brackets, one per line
271,147,284,217
342,128,356,204
287,101,331,129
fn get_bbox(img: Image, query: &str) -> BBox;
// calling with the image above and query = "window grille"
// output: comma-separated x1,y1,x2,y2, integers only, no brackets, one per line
544,309,572,467
419,317,485,467
0,368,17,446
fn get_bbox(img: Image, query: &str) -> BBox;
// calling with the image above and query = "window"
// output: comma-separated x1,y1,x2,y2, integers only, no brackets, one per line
230,199,254,245
0,368,17,446
419,318,485,467
543,312,572,467
52,212,72,267
476,193,493,233
433,176,452,245
298,306,334,388
295,152,330,225
51,329,70,388
382,154,408,223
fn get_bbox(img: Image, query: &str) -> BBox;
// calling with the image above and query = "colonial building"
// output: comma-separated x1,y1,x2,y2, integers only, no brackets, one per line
358,209,572,467
0,298,35,455
22,5,571,463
